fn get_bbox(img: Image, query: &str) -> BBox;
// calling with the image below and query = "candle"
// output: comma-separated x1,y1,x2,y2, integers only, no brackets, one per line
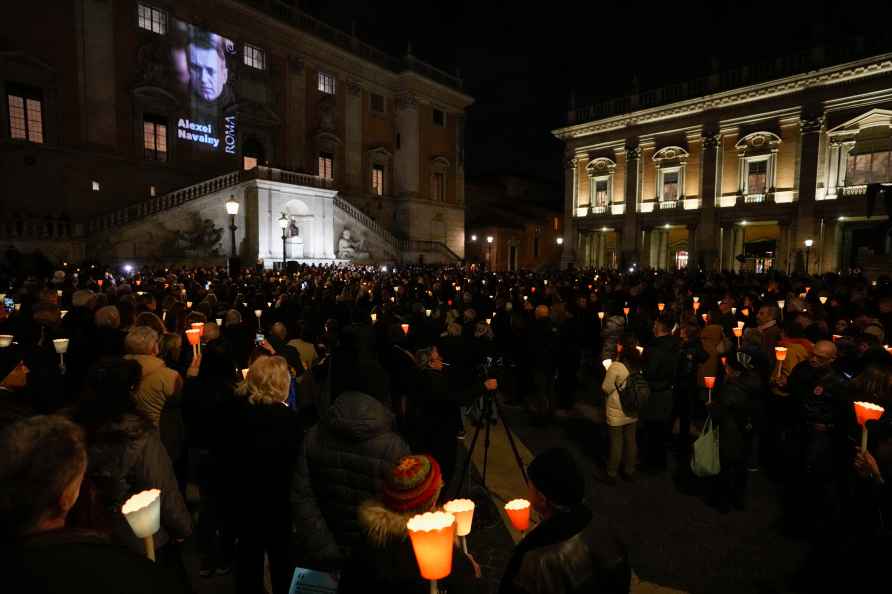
505,499,531,532
485,318,491,325
61,310,68,318
854,401,885,452
401,323,410,335
186,301,192,309
623,307,630,317
657,303,665,312
737,321,745,329
190,322,204,336
185,329,201,356
254,309,262,319
704,376,716,404
0,335,13,348
693,296,700,303
635,346,644,355
733,326,742,348
777,299,785,309
602,358,612,371
371,313,377,323
443,499,475,554
832,334,842,342
122,488,162,561
692,301,700,312
241,368,249,380
57,289,63,297
425,309,432,318
720,356,727,367
598,312,605,320
741,308,749,317
819,296,828,304
731,307,737,315
775,346,787,379
216,318,223,325
407,511,456,586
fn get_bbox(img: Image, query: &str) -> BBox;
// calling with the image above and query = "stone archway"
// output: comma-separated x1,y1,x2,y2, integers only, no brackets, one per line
283,198,312,259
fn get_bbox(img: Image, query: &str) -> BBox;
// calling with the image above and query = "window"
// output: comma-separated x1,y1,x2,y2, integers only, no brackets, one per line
432,172,445,201
846,151,892,185
318,72,336,95
594,179,609,206
243,156,257,170
662,171,679,201
318,152,333,179
149,185,156,197
675,250,689,269
137,3,167,34
7,89,43,143
143,116,167,161
746,159,768,194
433,108,445,127
371,164,384,196
243,44,266,70
92,181,100,192
370,93,385,114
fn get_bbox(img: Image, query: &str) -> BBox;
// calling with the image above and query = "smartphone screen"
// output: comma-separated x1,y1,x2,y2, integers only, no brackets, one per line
3,297,13,312
256,333,265,345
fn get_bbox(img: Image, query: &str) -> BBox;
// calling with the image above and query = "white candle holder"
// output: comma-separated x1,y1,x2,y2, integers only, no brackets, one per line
122,489,162,561
0,335,13,348
53,338,69,374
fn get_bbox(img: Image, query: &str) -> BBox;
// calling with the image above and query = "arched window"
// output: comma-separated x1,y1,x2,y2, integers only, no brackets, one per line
652,146,690,209
584,157,616,214
734,132,781,204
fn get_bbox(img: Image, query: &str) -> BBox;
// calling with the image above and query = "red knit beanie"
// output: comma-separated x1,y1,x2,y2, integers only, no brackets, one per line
382,455,442,514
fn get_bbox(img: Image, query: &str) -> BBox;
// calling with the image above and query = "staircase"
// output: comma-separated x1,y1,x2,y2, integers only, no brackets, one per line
85,166,461,263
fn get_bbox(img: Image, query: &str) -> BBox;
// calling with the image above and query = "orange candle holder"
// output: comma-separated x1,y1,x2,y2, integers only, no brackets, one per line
832,334,842,342
407,511,456,582
505,499,531,532
401,323,410,336
741,308,749,318
775,346,787,378
704,376,716,403
657,302,665,312
190,322,205,337
854,401,885,452
732,326,742,347
623,307,630,317
693,301,701,312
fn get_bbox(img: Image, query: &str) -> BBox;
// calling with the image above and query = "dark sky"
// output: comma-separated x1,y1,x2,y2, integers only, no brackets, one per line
302,1,891,191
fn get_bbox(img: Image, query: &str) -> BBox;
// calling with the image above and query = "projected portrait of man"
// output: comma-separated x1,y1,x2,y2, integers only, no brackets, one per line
187,32,228,103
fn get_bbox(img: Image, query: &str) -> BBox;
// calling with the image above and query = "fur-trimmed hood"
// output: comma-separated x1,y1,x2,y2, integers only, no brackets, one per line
358,500,411,548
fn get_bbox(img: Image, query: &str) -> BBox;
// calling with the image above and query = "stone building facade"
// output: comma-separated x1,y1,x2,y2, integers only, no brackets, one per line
554,50,892,275
0,0,471,265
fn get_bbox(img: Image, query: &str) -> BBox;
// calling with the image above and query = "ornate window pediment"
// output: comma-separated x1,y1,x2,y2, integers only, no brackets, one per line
827,108,892,137
735,131,781,155
585,157,616,174
652,146,689,163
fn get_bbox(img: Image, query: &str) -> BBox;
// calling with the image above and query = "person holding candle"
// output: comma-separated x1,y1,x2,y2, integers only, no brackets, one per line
708,353,760,512
599,334,643,484
69,359,192,565
500,447,631,594
640,317,680,473
756,304,782,358
338,454,482,594
0,415,191,594
674,323,709,453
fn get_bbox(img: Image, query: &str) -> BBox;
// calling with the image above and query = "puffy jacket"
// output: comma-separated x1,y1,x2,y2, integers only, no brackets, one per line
338,501,483,594
291,390,410,567
81,414,192,555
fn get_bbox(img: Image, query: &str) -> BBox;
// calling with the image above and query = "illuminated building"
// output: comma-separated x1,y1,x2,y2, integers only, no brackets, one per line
1,1,471,265
554,50,892,275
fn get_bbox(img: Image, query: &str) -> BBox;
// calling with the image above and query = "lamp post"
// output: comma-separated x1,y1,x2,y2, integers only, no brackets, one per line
486,235,494,269
278,213,289,268
804,238,813,274
225,196,240,276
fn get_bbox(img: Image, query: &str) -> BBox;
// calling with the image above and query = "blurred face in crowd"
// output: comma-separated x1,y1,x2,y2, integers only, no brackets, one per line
757,306,775,326
810,341,837,369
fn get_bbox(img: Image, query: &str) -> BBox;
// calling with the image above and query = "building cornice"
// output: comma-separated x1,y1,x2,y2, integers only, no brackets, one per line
552,53,892,140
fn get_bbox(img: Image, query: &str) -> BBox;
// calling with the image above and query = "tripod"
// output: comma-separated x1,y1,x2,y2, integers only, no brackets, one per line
457,358,529,500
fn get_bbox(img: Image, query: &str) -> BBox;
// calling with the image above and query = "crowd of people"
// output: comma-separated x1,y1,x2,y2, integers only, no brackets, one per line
0,261,890,593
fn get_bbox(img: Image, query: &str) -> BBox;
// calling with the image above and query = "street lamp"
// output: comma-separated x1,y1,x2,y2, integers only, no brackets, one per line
278,213,289,267
486,235,494,269
804,238,814,274
225,196,240,276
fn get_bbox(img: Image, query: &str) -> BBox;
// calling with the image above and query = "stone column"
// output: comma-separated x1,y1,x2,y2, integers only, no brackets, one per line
720,224,733,271
687,224,697,269
598,232,607,268
699,132,721,270
394,95,420,198
622,145,642,267
734,226,745,272
776,224,789,274
562,157,579,267
286,56,306,170
796,114,825,271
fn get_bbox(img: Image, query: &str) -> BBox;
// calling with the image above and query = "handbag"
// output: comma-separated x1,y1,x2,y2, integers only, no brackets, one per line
690,416,721,477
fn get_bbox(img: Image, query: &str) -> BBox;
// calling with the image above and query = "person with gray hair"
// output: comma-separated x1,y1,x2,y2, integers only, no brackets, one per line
93,305,125,358
124,326,184,426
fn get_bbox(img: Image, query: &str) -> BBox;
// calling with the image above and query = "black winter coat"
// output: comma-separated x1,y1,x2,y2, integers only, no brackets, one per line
291,390,410,568
642,335,680,421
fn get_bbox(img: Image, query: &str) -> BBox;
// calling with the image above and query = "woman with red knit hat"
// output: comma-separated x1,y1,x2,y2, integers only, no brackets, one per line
337,454,483,594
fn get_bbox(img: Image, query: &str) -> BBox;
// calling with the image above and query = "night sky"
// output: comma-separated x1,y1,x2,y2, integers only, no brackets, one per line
303,0,892,198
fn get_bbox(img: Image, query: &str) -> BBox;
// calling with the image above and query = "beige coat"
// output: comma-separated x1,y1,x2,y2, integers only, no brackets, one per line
124,354,182,426
602,361,636,427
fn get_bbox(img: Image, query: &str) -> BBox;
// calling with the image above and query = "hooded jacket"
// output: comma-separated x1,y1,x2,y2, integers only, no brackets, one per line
338,501,482,594
291,390,409,567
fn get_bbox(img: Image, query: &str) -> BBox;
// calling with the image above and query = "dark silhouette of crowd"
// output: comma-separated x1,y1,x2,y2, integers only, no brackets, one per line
1,261,890,594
